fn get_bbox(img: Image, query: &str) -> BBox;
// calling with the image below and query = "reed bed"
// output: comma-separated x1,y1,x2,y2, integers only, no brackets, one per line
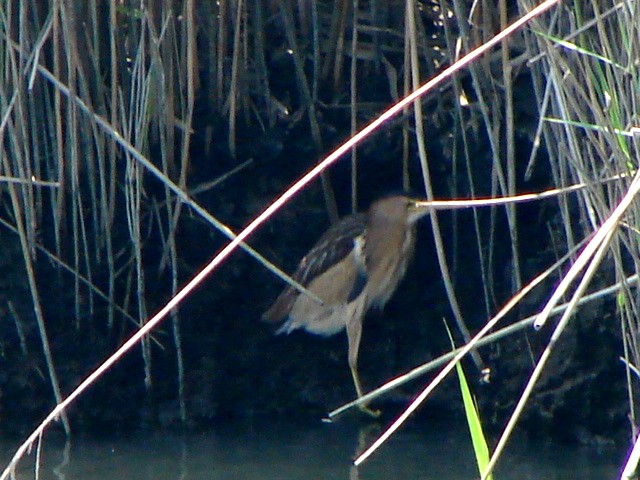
1,0,639,477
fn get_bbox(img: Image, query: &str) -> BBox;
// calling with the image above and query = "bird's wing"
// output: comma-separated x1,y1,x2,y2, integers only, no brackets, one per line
262,213,366,323
294,212,366,287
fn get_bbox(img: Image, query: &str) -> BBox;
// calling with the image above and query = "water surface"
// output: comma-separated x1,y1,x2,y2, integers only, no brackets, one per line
2,420,623,479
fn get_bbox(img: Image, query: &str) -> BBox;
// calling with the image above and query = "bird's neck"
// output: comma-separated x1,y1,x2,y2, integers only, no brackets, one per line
366,217,414,270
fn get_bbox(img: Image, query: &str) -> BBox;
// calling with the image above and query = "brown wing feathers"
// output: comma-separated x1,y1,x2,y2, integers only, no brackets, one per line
262,213,366,323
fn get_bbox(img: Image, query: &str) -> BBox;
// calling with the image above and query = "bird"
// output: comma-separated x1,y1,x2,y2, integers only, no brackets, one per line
263,194,432,416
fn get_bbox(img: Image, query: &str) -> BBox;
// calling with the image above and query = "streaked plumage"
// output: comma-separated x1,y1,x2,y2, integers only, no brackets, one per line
263,195,431,415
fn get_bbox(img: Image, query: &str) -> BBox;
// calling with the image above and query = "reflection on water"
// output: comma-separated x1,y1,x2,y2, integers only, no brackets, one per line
1,419,623,480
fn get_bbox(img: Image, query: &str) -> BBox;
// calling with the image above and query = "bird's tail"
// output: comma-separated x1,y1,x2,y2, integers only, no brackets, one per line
273,318,296,335
262,287,295,327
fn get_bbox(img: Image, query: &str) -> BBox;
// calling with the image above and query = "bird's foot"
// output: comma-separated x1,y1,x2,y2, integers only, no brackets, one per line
358,403,381,418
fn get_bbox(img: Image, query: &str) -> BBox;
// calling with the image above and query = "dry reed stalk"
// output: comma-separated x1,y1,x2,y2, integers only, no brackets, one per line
408,0,484,371
500,0,522,294
228,0,244,158
171,0,197,426
437,1,493,319
277,0,339,222
350,0,358,213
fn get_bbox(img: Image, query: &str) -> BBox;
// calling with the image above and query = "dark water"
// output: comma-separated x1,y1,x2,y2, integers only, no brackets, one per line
2,420,623,479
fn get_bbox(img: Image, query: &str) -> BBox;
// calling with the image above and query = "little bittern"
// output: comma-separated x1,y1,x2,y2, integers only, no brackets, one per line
263,195,432,415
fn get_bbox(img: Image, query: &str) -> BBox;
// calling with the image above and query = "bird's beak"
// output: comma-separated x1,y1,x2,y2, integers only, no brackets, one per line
408,199,432,223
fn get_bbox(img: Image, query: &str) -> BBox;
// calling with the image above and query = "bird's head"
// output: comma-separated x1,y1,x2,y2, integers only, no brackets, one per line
368,195,431,225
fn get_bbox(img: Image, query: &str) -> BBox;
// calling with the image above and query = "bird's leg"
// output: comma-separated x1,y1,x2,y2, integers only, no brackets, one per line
346,306,380,418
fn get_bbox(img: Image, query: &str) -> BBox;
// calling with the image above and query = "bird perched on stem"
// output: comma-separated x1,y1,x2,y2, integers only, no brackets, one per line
263,195,432,416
